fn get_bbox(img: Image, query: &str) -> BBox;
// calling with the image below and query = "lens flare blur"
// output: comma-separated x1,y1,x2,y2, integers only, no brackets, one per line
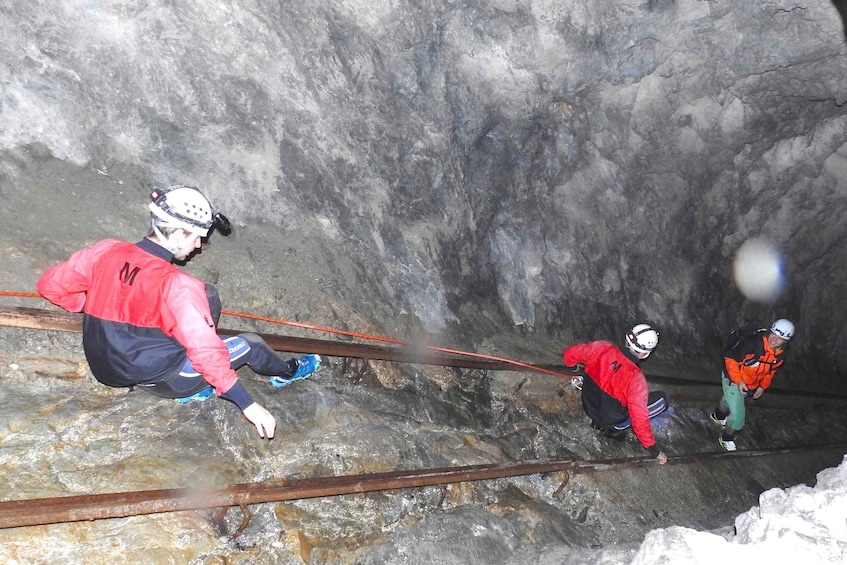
732,238,785,303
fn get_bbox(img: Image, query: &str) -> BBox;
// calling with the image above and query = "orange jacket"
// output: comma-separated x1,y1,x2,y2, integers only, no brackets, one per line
724,334,785,390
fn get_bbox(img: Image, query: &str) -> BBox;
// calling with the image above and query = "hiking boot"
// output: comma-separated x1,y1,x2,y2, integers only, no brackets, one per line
176,386,215,404
709,411,727,427
718,437,737,452
269,354,321,388
571,376,583,391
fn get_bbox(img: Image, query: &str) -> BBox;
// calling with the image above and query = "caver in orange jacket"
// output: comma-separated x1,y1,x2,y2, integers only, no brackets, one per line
723,333,786,390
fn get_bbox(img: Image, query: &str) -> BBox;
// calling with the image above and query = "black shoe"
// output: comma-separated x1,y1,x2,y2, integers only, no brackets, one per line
602,428,627,441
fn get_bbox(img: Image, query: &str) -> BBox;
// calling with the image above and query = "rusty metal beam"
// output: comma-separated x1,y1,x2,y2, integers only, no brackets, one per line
216,328,515,371
0,306,536,372
0,459,578,529
2,306,844,399
0,443,844,530
0,306,84,332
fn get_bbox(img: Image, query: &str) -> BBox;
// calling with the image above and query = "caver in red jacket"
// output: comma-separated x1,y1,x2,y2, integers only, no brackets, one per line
36,238,253,409
563,340,659,456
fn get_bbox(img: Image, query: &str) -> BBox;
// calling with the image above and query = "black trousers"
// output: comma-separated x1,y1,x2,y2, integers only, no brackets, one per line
140,333,298,399
580,374,630,428
138,284,296,399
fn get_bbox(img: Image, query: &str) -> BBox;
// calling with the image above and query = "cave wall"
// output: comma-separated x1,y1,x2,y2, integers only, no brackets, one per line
1,0,847,386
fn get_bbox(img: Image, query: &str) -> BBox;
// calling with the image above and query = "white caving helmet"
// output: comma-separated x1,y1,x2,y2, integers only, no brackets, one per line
149,185,214,238
625,323,660,359
769,318,795,341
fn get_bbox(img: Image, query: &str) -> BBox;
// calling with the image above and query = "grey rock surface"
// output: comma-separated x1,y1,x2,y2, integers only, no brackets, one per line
1,0,846,563
2,0,846,380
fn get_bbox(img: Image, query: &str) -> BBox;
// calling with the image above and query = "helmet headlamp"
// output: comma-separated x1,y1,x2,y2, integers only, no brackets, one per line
149,185,231,237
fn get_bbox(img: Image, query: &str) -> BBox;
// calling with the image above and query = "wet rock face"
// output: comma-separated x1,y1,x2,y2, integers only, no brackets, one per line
1,329,845,564
2,4,847,559
2,2,847,385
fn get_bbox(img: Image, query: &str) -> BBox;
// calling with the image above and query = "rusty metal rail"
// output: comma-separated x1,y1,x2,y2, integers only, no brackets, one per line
0,442,844,530
0,459,576,530
3,306,846,401
0,306,554,373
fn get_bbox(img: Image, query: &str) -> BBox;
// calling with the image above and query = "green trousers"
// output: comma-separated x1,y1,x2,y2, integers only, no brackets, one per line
719,373,747,432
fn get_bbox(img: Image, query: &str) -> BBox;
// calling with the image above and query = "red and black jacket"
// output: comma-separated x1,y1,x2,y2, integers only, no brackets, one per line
37,239,252,408
564,340,658,454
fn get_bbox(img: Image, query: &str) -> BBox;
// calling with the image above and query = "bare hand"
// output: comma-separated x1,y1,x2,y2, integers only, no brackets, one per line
752,387,764,400
242,403,276,439
656,451,668,465
737,381,749,395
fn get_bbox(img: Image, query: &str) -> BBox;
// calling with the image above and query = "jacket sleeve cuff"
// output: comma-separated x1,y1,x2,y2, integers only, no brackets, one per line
220,381,254,411
646,444,661,458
